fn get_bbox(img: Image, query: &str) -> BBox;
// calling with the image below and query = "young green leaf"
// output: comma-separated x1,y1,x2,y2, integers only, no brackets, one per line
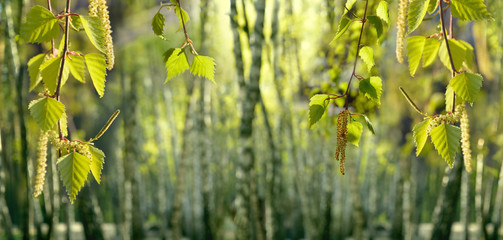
330,17,352,46
445,85,462,112
451,0,492,21
406,36,426,77
359,46,375,72
89,146,105,184
85,53,107,97
152,11,166,39
343,0,357,15
190,55,216,83
361,115,375,135
422,38,440,67
367,16,383,38
164,48,190,82
174,5,190,31
413,119,430,156
347,121,363,147
60,112,68,137
28,97,65,131
57,152,91,204
449,72,483,103
458,40,474,70
67,55,85,83
80,16,106,54
308,94,329,128
20,5,60,43
70,15,82,31
407,0,429,35
438,39,466,71
376,1,389,24
359,76,383,105
427,0,438,14
430,123,461,167
27,53,46,91
40,56,62,94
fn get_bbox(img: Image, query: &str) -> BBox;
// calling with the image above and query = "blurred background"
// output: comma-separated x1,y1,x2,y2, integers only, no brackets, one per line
1,0,503,239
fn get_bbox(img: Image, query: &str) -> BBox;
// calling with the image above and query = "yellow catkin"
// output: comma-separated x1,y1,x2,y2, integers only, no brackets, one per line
460,106,472,172
98,0,114,70
335,110,349,175
88,0,99,17
33,131,49,197
396,0,408,63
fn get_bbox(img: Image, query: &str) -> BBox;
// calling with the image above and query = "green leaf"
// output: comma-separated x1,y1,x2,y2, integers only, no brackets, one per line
367,16,383,38
343,0,357,15
451,0,492,21
406,36,426,77
449,72,483,103
407,0,429,35
80,16,106,54
427,0,438,14
359,76,383,105
28,97,65,131
60,112,68,137
308,94,329,127
347,122,363,147
190,55,216,83
20,5,59,43
67,55,85,83
359,46,375,72
458,40,474,70
27,54,46,91
438,39,466,72
152,10,166,39
362,115,375,135
89,146,105,184
422,38,440,67
40,56,61,94
376,1,389,24
330,17,352,46
70,15,82,31
85,53,107,97
164,48,190,82
430,123,461,166
57,152,91,204
174,5,190,31
413,119,430,156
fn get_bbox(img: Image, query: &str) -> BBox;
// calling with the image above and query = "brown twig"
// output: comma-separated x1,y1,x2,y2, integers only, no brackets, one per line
439,0,457,112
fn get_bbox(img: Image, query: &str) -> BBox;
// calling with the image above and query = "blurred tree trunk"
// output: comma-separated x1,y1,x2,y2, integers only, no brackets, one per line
78,186,105,240
430,160,463,240
0,131,14,240
391,156,405,240
475,139,487,240
460,170,470,240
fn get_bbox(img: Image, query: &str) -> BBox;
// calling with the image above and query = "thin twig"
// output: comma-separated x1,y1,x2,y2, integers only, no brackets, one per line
176,0,190,42
47,0,56,55
439,0,457,112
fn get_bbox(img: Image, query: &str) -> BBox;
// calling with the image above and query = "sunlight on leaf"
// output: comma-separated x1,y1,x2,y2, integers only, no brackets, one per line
20,5,59,43
28,97,65,131
430,123,461,167
57,152,91,204
413,119,430,156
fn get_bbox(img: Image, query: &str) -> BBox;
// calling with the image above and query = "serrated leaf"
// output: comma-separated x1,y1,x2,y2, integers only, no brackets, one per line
413,119,430,156
89,146,105,184
152,11,166,38
308,94,329,127
190,55,216,83
361,115,375,135
174,6,190,31
85,53,107,97
67,55,85,83
439,39,466,71
367,16,383,38
28,54,46,91
60,112,68,137
40,56,61,94
80,16,106,54
359,76,382,105
57,152,91,204
164,48,190,82
20,5,59,43
330,17,352,46
449,72,483,103
407,36,426,77
407,0,429,35
376,1,389,24
70,15,82,31
422,38,440,67
451,0,492,21
343,0,357,15
347,122,363,147
28,97,65,131
430,123,461,166
445,85,463,112
359,46,374,72
427,0,438,14
458,40,474,70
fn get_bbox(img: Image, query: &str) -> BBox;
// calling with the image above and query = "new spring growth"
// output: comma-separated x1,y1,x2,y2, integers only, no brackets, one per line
460,106,472,172
33,131,49,198
89,0,114,70
396,0,408,63
336,110,350,175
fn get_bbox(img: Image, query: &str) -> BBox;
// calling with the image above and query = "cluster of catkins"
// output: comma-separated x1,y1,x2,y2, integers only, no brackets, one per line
89,0,114,70
33,130,92,197
426,104,472,172
396,0,408,63
335,110,350,175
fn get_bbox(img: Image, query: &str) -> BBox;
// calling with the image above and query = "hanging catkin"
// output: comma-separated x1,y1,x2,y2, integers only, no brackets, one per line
89,0,114,70
33,131,49,197
336,110,349,175
460,106,472,172
396,0,408,63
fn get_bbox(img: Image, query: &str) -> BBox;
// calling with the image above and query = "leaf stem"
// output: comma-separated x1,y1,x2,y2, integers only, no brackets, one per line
439,0,457,112
344,0,369,110
176,0,190,43
47,0,56,55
